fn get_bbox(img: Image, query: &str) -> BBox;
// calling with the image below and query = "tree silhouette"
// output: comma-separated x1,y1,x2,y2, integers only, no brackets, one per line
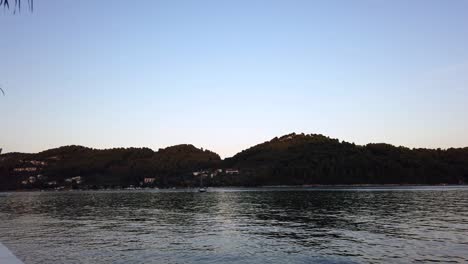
1,0,33,12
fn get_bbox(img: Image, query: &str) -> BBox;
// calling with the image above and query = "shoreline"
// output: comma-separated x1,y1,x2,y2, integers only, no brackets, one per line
1,184,467,193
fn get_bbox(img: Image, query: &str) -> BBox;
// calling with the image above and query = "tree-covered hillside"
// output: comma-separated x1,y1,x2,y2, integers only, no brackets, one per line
1,133,468,190
0,145,220,190
224,133,468,186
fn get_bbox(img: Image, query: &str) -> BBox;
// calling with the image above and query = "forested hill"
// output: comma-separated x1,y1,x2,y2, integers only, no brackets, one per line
1,133,468,190
224,133,468,186
0,145,221,190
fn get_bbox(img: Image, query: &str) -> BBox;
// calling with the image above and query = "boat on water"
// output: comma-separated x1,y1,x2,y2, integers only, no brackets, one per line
199,173,207,192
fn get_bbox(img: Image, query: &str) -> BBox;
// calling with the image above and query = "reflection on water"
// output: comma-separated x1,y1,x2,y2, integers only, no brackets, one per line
1,187,467,263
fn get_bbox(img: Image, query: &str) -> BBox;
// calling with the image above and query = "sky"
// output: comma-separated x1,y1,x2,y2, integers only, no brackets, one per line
1,0,468,158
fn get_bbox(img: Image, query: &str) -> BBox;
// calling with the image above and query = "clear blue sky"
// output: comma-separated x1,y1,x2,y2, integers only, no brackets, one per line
1,0,468,158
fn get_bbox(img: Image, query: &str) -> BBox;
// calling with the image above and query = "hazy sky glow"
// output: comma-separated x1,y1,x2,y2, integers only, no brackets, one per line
1,0,468,157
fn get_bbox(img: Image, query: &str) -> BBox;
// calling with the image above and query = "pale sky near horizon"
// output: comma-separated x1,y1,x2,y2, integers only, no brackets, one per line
1,0,468,158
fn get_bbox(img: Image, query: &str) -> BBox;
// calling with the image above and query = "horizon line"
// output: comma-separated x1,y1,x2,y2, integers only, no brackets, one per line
2,132,467,159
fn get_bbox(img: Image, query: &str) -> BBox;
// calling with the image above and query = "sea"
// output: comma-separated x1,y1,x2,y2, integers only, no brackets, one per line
1,186,467,263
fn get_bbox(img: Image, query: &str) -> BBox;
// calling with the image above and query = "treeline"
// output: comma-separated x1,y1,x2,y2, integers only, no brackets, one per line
223,133,468,186
1,133,468,190
0,145,221,190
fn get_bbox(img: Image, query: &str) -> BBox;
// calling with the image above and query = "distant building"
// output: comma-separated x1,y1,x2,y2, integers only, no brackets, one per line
144,178,156,184
193,171,209,177
225,169,239,175
65,176,83,184
74,176,82,184
29,160,47,166
14,167,37,172
194,169,225,178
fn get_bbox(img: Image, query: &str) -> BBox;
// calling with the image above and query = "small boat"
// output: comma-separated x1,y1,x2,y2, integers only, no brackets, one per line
198,173,207,192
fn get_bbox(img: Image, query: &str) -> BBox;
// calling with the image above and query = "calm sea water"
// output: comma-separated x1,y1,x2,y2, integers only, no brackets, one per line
0,187,467,264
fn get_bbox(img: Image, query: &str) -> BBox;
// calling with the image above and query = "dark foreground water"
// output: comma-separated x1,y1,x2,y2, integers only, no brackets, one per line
0,187,467,264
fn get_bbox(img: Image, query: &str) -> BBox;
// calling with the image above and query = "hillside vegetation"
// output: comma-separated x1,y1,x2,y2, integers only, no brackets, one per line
1,133,468,190
224,133,468,186
0,145,220,190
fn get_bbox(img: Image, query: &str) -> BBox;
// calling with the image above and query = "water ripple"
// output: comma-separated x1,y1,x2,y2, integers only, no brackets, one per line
0,187,467,263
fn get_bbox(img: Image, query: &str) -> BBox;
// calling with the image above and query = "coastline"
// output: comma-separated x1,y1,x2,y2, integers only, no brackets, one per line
1,184,466,193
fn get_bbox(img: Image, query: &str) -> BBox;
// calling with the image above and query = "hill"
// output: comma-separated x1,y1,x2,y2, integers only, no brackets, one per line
1,133,468,190
0,145,220,190
223,133,468,186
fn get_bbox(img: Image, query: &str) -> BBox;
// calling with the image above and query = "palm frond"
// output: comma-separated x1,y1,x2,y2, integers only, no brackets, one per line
1,0,33,12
